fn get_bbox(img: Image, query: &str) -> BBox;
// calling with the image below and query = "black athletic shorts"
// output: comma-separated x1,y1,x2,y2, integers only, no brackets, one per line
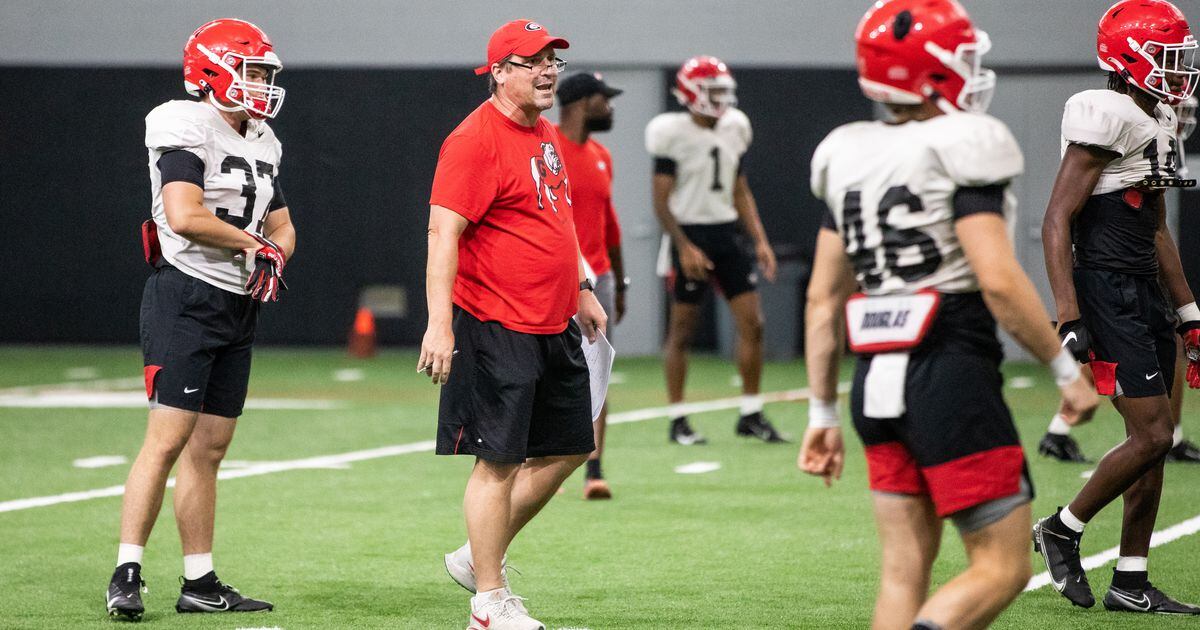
669,221,758,304
140,265,258,418
436,306,595,464
850,293,1032,518
1075,268,1176,398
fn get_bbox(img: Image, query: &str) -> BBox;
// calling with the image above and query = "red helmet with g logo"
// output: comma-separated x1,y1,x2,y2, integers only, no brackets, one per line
1097,0,1198,105
183,19,285,119
855,0,994,113
673,56,738,119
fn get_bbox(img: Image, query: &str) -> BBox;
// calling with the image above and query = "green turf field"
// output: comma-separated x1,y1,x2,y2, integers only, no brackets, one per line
2,346,1200,629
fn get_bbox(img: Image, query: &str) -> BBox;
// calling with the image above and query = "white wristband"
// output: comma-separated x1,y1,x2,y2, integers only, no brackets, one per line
1050,348,1082,387
808,398,840,429
1178,302,1200,324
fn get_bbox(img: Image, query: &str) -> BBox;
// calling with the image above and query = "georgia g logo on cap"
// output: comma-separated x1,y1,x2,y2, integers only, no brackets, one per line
525,22,543,31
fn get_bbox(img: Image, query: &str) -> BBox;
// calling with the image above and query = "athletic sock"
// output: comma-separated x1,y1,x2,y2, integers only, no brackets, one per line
1113,565,1149,590
183,553,214,581
1057,506,1087,533
1173,424,1184,447
668,403,687,422
1115,556,1148,573
585,459,602,480
739,394,764,416
912,621,944,630
1047,414,1072,436
116,543,144,568
472,588,506,609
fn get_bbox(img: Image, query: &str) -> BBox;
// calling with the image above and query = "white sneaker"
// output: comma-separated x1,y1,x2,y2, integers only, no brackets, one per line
445,541,509,593
467,589,544,630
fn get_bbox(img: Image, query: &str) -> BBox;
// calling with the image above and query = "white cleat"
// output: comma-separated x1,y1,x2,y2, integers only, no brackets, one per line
445,542,509,593
467,589,544,630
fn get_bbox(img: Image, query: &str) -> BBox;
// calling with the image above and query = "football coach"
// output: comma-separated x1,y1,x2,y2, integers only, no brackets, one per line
418,18,607,630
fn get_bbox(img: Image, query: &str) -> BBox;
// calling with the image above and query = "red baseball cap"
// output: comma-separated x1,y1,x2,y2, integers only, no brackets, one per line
474,19,570,76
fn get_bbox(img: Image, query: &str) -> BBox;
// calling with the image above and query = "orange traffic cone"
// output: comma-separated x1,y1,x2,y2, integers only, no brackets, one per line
348,307,376,358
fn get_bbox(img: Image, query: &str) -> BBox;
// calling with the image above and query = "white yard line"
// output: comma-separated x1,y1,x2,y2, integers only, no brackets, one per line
0,387,829,514
0,391,342,409
1026,513,1200,591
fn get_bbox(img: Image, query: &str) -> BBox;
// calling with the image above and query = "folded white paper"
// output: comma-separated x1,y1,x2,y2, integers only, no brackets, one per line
581,329,615,422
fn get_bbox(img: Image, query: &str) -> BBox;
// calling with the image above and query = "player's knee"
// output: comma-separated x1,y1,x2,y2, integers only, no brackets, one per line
1136,426,1174,460
142,440,187,468
738,316,763,343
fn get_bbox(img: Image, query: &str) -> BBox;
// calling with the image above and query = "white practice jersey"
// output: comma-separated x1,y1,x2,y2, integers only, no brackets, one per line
145,100,284,294
1060,89,1180,194
811,112,1024,296
645,107,752,225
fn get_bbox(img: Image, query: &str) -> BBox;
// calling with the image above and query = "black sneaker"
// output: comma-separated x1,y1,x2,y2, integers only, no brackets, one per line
1038,433,1090,463
1032,512,1094,608
106,562,146,621
1103,581,1200,614
735,412,790,443
669,417,707,445
176,572,273,613
1166,439,1200,463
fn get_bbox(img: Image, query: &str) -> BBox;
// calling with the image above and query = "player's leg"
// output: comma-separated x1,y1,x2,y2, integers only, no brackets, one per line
869,493,942,630
915,504,1032,629
585,271,616,498
173,413,237,562
464,458,523,593
726,290,786,442
665,300,705,444
507,454,591,541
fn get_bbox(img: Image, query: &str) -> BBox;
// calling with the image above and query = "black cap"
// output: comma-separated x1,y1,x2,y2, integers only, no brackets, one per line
557,71,623,105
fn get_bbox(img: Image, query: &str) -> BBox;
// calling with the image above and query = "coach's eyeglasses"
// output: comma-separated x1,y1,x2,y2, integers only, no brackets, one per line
507,57,567,72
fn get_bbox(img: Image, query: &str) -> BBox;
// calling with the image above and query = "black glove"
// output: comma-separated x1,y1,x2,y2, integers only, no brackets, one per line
245,234,288,303
1057,319,1091,363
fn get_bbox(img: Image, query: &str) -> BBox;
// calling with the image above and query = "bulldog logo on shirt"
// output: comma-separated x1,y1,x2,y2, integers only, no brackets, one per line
530,142,572,214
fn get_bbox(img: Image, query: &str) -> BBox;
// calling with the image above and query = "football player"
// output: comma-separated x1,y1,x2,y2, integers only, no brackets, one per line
1032,0,1200,614
645,56,783,445
106,18,292,621
799,1,1097,628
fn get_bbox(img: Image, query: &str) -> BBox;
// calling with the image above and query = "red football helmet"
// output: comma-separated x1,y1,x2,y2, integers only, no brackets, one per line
673,56,737,119
1098,0,1198,105
183,19,285,119
855,0,995,113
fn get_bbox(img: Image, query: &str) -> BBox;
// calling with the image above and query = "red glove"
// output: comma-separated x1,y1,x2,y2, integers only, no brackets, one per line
245,234,288,303
1181,321,1200,389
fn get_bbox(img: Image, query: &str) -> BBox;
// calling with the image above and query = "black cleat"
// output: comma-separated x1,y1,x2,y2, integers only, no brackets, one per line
669,417,707,445
1166,439,1200,463
1103,580,1200,615
1032,512,1094,608
736,412,790,443
175,572,273,613
1038,433,1090,463
106,562,146,622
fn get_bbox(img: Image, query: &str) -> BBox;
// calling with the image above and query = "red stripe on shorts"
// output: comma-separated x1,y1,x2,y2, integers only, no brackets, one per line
454,427,465,454
864,442,926,495
143,365,162,399
922,445,1025,517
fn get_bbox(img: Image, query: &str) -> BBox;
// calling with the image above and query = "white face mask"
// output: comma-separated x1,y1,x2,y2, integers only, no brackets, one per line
924,30,996,114
198,44,286,119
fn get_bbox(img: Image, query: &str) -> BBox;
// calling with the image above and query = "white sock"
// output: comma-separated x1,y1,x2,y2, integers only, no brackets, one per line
1116,556,1148,572
116,543,144,567
739,394,764,416
183,553,213,581
668,403,687,421
1047,414,1072,436
1173,424,1183,447
1059,506,1087,533
472,588,506,609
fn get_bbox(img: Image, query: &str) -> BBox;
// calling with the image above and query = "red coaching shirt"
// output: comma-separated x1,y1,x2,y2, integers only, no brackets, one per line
430,101,579,335
554,126,621,276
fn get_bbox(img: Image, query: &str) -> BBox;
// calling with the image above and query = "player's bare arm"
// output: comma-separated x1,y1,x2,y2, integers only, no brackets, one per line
1152,194,1197,309
958,212,1098,416
419,205,468,385
732,173,777,282
161,181,263,251
652,172,712,281
607,244,627,322
798,226,856,486
1041,143,1119,323
261,207,295,260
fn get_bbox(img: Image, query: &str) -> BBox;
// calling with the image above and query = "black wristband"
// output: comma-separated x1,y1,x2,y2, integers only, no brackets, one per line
579,279,595,292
